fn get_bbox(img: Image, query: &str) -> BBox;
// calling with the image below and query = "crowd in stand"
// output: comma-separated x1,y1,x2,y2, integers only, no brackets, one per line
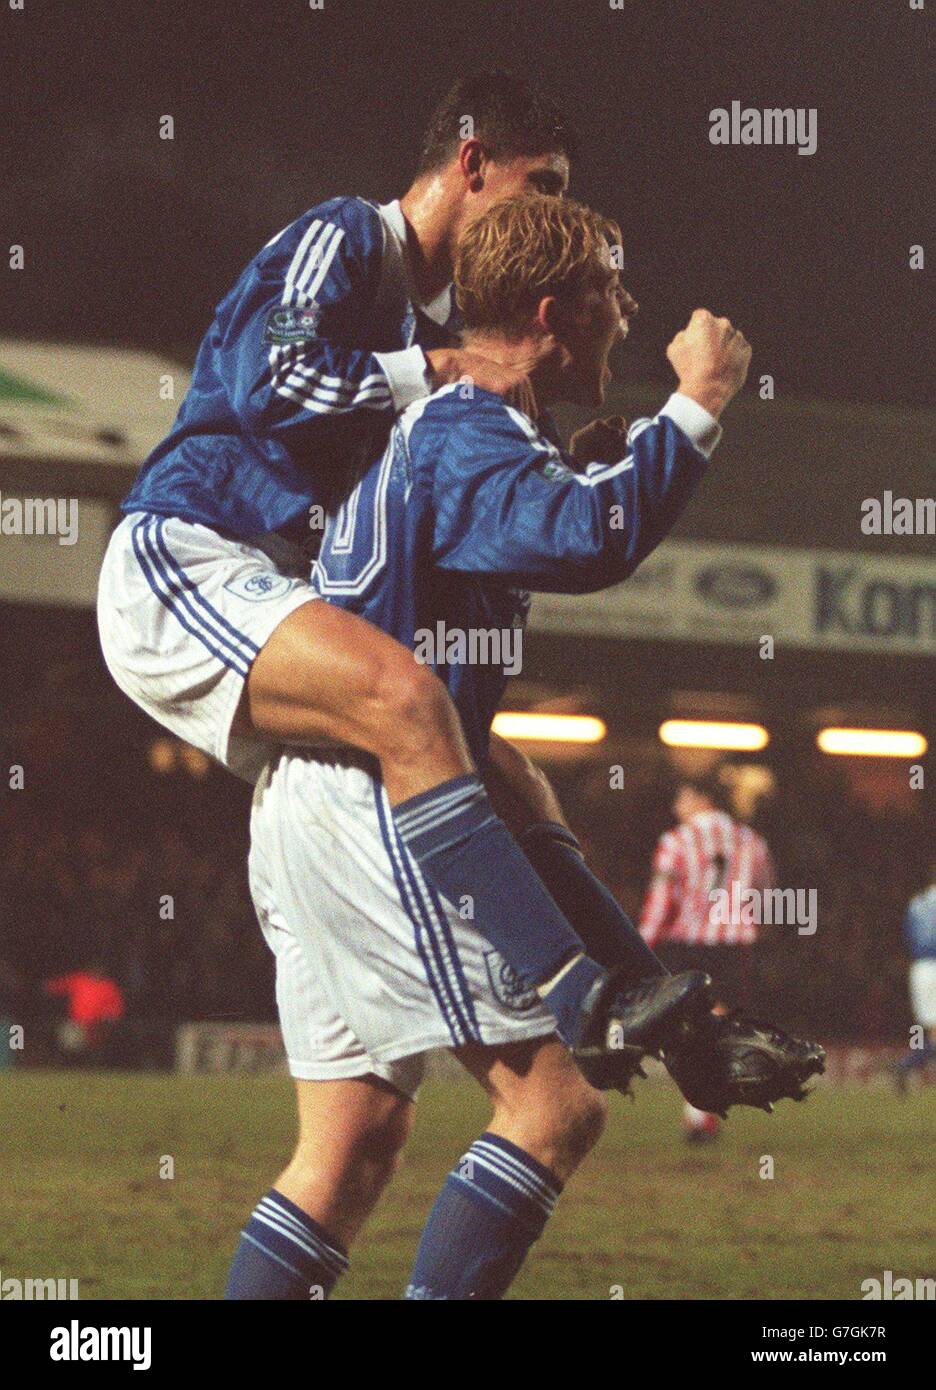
0,711,928,1052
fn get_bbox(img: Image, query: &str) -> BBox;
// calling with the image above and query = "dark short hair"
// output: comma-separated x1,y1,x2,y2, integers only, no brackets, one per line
416,70,577,176
677,772,733,814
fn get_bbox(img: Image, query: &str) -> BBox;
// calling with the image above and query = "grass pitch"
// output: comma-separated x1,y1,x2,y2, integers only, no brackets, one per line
1,1071,931,1300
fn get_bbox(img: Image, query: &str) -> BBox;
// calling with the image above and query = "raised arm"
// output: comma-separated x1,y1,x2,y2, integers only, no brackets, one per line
429,391,717,592
429,309,749,591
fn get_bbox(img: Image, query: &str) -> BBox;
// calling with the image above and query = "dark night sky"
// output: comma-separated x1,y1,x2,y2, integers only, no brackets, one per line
3,0,933,405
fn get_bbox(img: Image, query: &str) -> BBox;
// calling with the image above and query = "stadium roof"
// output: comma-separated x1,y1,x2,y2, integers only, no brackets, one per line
0,339,189,496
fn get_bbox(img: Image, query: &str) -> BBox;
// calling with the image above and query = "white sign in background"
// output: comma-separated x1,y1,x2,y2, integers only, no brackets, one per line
2,515,933,660
530,540,936,657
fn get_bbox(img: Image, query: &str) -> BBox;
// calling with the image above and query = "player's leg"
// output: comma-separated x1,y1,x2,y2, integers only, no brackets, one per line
244,597,473,803
247,602,705,1055
275,1075,414,1248
248,604,607,1005
247,604,589,1002
229,845,427,1302
101,517,702,1066
405,1037,606,1300
486,732,665,981
225,1075,413,1300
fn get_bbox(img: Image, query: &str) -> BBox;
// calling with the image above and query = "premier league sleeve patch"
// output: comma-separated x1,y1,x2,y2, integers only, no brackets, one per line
263,302,322,345
536,456,574,483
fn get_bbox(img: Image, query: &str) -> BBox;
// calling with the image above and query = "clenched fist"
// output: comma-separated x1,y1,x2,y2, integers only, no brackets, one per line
666,309,751,419
569,415,629,464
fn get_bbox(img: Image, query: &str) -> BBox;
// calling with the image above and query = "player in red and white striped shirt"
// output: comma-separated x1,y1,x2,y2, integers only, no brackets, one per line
640,773,776,1140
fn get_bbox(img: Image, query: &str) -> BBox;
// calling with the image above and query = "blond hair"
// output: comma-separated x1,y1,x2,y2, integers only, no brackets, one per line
455,194,620,339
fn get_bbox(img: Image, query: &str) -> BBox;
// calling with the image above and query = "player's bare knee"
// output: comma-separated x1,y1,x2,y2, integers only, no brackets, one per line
510,1075,607,1178
373,657,461,765
289,1090,412,1205
554,1082,607,1170
350,1096,413,1189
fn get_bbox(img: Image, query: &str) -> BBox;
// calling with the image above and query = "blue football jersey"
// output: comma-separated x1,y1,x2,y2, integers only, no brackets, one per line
122,198,456,539
311,386,718,766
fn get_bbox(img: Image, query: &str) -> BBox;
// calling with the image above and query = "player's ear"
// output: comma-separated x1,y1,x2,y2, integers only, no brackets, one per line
458,139,487,190
537,296,562,335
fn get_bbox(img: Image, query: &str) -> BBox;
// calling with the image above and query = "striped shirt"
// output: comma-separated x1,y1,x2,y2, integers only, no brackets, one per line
639,810,775,947
122,198,457,539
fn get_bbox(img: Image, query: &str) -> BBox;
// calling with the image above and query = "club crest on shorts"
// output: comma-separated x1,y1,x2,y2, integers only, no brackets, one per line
223,572,294,602
263,302,322,344
484,950,538,1012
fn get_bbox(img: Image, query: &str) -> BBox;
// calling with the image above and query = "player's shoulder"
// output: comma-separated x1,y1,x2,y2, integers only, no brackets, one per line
400,385,555,469
309,195,384,240
403,381,515,426
256,196,384,270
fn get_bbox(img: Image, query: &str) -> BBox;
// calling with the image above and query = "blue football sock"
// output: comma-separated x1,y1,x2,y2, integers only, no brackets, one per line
392,775,598,1004
224,1189,348,1300
896,1041,936,1072
405,1132,562,1300
518,821,666,981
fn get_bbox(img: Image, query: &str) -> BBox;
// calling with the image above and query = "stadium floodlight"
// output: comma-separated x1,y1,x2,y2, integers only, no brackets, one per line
816,727,928,758
492,712,607,744
658,719,770,751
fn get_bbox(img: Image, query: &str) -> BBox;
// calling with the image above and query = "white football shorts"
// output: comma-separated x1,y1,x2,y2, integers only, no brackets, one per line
248,750,557,1098
97,512,317,782
909,959,936,1028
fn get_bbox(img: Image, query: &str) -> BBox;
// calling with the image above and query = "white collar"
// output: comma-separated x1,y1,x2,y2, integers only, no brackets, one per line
378,200,453,327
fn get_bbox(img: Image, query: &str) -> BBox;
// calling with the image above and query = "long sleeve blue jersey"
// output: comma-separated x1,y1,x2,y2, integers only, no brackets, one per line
311,386,719,767
122,198,456,538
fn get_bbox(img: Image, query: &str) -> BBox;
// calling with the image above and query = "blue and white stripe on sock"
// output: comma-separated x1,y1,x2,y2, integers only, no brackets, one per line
404,1133,563,1300
392,774,497,858
225,1189,349,1300
452,1133,562,1231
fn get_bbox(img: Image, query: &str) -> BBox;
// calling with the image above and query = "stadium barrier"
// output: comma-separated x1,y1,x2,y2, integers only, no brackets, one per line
170,1024,933,1086
174,1022,288,1074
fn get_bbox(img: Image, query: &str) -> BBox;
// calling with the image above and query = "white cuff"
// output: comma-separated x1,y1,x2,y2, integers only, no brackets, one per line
660,392,723,459
373,346,432,413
